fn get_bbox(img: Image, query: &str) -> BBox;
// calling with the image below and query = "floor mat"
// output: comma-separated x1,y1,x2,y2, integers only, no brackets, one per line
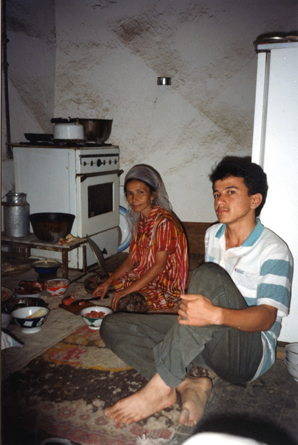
2,325,181,445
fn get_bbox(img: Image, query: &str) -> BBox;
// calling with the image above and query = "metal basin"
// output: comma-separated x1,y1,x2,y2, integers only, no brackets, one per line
29,213,75,242
78,119,113,143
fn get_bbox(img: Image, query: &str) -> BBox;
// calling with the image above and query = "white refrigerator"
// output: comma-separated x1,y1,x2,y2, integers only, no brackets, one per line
252,41,298,342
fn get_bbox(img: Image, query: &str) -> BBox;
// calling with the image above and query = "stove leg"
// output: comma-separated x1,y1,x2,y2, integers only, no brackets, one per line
83,244,87,274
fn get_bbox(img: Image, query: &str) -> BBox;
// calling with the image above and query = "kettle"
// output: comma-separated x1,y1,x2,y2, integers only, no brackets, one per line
52,117,85,141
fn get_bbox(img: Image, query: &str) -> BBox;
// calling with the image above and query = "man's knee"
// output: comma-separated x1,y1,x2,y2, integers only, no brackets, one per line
100,313,119,345
189,263,227,291
192,262,227,279
188,262,245,309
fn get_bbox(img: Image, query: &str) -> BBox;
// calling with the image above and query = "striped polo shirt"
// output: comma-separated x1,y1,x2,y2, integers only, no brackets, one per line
205,219,293,380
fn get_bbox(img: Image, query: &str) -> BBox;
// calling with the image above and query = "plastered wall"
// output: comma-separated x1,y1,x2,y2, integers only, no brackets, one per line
2,0,298,223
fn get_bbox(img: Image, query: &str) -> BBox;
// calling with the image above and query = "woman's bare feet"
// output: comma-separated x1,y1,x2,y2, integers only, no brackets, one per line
177,376,212,427
104,373,177,424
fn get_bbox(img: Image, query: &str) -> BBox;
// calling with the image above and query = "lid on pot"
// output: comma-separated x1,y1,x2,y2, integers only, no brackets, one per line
31,260,62,269
51,117,80,124
86,235,107,273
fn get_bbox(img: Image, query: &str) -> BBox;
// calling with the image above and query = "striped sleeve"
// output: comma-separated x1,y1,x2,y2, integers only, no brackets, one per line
257,257,293,317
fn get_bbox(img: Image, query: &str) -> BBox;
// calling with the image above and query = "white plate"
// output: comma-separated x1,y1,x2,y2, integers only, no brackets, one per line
118,206,131,252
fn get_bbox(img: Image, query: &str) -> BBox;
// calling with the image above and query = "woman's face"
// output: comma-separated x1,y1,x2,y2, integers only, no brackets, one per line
126,180,157,219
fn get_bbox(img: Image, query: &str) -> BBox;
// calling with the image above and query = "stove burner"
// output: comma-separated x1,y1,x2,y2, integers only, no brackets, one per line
19,140,112,148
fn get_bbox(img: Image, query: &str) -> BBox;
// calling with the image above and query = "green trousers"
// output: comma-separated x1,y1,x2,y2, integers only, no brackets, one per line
101,263,263,387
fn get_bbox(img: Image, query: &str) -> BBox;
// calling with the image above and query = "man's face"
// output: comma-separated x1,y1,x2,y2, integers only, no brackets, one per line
213,176,260,226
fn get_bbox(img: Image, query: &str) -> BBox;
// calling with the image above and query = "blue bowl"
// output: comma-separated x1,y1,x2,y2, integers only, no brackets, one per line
12,306,49,334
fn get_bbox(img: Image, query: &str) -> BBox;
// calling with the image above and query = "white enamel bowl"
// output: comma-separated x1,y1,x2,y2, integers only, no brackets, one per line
80,306,113,330
284,342,298,382
12,306,50,334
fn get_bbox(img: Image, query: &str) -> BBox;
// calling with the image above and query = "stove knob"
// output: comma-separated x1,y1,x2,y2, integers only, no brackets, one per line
97,159,102,167
109,160,112,164
91,161,93,166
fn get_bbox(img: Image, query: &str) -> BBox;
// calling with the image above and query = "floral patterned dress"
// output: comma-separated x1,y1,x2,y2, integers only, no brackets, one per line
113,206,188,311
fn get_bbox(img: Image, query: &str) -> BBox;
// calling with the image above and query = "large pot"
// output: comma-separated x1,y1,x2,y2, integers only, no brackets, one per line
51,118,85,141
78,119,113,143
29,212,75,242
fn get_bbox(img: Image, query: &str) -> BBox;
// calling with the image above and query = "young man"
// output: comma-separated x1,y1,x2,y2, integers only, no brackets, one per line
100,157,293,427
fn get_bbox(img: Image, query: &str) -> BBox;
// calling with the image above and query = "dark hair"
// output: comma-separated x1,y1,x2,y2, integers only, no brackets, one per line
124,178,156,195
209,156,268,217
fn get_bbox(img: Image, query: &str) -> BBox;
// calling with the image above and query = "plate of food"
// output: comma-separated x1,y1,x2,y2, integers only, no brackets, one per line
1,286,13,302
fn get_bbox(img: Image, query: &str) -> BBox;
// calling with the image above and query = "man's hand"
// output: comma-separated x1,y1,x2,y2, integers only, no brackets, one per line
178,294,278,332
178,294,221,326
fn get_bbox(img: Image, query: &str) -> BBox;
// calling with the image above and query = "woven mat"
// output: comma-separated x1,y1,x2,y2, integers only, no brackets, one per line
2,325,181,445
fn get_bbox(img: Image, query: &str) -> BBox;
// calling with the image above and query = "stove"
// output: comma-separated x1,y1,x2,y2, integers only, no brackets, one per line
13,143,123,269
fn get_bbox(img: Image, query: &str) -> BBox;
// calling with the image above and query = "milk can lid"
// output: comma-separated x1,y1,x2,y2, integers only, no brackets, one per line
3,190,27,204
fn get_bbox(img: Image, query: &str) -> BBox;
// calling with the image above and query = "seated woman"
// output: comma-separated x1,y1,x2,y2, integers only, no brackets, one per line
92,164,188,313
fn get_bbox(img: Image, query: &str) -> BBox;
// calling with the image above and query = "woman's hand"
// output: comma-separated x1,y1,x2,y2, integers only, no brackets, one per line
111,289,128,311
92,279,112,300
92,253,134,300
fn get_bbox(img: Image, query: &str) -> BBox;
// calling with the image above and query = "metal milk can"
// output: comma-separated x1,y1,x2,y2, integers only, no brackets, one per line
1,191,30,237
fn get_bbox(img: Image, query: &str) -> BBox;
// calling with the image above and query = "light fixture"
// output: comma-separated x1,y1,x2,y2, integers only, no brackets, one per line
157,77,171,86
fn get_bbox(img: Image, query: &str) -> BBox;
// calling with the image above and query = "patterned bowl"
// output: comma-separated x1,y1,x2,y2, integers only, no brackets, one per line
12,306,49,334
80,306,113,330
44,279,70,297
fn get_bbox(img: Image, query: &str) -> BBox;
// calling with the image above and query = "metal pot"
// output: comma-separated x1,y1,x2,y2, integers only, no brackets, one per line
78,119,113,143
52,117,85,141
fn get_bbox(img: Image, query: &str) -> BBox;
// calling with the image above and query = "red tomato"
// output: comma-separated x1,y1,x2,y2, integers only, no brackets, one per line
85,310,106,318
62,296,75,306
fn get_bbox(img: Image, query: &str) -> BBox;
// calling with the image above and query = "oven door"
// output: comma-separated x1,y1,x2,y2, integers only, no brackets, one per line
76,170,121,237
76,170,121,266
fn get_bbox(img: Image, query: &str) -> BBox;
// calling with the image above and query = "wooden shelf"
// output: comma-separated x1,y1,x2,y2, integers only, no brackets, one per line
2,233,87,279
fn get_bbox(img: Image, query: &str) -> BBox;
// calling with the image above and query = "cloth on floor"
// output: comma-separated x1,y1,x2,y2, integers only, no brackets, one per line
1,329,23,350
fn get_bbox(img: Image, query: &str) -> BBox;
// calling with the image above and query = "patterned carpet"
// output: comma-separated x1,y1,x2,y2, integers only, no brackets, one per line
2,325,181,445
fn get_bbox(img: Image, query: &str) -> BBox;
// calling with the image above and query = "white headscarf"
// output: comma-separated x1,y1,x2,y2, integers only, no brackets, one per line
124,164,172,236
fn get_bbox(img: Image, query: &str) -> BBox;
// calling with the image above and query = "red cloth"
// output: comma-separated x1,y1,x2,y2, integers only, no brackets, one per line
114,206,188,310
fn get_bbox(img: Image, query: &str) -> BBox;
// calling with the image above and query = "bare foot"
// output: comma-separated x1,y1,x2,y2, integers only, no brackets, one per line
104,373,177,424
177,377,212,427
